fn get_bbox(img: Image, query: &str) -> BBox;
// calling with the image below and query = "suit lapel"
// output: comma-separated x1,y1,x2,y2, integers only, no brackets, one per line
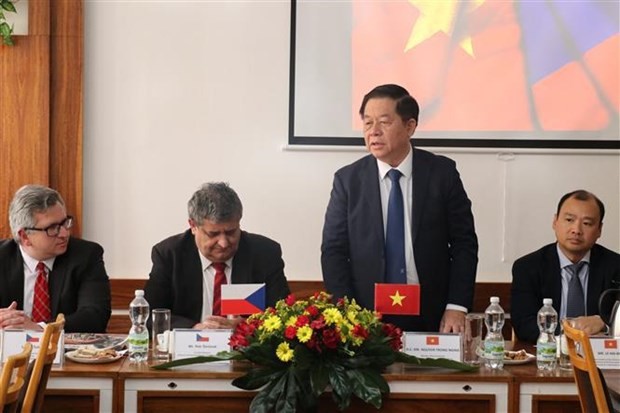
182,233,205,320
546,247,563,310
361,156,385,282
586,247,603,315
411,146,430,244
48,253,66,316
231,232,251,284
7,245,25,310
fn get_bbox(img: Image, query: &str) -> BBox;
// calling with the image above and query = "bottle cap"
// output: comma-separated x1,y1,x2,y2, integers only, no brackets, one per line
135,289,144,296
490,296,499,303
543,298,552,305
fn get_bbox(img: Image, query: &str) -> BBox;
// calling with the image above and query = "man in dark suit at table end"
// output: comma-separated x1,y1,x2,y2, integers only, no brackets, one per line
145,182,290,330
512,190,620,343
321,84,479,333
0,184,111,333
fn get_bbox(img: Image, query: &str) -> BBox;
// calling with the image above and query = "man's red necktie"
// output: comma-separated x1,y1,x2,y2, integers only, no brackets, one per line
212,262,227,316
32,262,51,322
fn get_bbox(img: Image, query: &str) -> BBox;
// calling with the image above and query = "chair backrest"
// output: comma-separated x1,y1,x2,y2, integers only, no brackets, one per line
562,319,613,413
21,313,65,413
0,342,33,411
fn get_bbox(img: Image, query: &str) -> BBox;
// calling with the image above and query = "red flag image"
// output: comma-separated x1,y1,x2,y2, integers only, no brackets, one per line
374,283,420,315
604,340,618,350
426,336,439,346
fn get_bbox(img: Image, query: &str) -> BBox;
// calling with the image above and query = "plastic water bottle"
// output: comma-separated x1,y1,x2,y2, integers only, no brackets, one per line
128,289,150,363
536,298,558,371
484,296,505,369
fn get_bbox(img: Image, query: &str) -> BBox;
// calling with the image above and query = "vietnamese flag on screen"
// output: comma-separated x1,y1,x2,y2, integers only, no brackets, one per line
221,284,266,316
374,283,420,315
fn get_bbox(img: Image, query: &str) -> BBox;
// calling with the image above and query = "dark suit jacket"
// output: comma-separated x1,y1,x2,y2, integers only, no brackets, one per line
0,238,112,333
321,145,478,331
144,229,290,329
511,243,620,343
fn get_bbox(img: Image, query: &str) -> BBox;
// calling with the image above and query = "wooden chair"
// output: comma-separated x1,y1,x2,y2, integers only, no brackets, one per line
21,313,65,413
562,319,615,413
0,343,33,413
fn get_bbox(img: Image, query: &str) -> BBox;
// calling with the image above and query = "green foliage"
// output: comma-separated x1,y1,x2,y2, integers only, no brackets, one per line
0,0,16,46
152,293,478,411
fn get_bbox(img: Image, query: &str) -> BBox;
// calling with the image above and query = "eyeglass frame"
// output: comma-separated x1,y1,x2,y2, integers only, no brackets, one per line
24,216,74,237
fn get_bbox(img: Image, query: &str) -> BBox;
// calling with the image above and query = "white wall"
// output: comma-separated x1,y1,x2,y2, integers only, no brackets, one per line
82,1,619,282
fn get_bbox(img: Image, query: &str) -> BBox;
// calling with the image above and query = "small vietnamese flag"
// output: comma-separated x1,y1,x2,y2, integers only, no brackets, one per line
604,340,618,349
374,283,420,315
426,336,439,346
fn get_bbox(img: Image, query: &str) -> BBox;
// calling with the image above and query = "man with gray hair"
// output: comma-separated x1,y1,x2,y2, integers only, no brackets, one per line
145,182,290,329
0,185,111,332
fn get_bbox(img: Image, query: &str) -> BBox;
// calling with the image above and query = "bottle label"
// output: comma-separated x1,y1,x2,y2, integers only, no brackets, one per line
537,342,557,361
484,340,504,360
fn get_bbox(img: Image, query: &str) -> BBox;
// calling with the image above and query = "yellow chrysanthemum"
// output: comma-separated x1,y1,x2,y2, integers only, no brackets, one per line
285,316,298,327
276,342,294,362
262,315,282,332
296,325,313,343
323,308,343,325
346,310,358,324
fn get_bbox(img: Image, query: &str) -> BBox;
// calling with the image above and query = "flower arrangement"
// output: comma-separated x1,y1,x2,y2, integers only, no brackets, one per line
154,292,475,412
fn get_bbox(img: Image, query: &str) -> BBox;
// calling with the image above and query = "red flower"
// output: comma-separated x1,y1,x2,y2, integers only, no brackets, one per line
284,326,297,340
352,324,368,339
306,305,319,317
295,315,310,327
382,323,403,351
285,294,296,306
322,328,340,349
310,316,325,330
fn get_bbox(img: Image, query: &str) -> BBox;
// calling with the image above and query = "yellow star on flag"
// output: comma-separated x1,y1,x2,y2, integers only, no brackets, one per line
406,0,485,57
390,290,406,307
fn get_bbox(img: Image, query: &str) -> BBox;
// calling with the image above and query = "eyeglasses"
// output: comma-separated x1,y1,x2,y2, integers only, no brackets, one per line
25,216,74,237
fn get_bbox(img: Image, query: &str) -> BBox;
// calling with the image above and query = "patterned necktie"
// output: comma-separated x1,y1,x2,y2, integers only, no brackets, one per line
32,262,51,322
385,169,406,284
566,261,586,318
212,262,227,316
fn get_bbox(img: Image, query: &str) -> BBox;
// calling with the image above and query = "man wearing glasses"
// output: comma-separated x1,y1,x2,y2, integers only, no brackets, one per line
0,185,111,332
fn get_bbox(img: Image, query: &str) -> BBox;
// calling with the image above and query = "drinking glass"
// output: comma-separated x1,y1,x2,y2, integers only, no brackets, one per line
463,313,484,365
559,317,575,370
151,308,171,361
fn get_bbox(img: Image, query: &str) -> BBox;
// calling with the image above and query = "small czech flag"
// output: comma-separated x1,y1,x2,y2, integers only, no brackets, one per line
221,283,266,316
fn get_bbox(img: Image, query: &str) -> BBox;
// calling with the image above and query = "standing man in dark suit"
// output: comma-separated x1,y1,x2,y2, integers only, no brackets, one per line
321,84,478,333
145,182,290,330
512,190,620,343
0,185,111,333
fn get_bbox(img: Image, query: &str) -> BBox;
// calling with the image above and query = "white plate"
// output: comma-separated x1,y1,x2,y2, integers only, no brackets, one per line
65,350,123,364
503,352,535,365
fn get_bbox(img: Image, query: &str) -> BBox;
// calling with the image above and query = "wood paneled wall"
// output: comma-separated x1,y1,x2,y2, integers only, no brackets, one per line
0,0,83,238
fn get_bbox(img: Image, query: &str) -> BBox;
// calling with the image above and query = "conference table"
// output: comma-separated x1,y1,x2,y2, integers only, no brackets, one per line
45,343,619,413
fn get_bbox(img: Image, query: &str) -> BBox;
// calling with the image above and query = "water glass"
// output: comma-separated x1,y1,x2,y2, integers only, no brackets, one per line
152,308,171,361
463,313,484,365
558,317,575,370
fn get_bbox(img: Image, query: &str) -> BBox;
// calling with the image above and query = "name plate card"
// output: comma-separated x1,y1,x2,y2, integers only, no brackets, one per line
1,330,65,365
403,332,462,361
590,337,620,369
172,329,232,361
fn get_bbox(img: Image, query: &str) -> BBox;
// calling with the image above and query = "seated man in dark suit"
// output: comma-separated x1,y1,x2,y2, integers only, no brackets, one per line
0,185,111,333
512,190,620,343
145,182,290,330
